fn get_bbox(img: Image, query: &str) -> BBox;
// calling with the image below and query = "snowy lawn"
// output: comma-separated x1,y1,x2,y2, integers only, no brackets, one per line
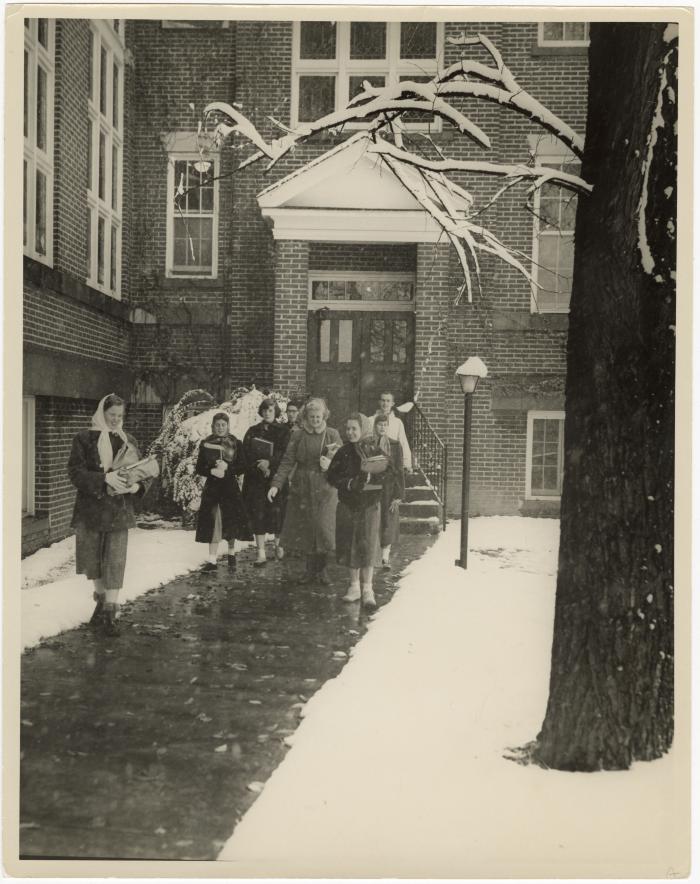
21,524,210,651
218,516,681,878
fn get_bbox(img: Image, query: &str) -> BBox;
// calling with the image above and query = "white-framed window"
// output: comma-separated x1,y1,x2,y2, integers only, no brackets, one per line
24,18,55,265
526,410,565,500
166,154,220,278
530,136,580,314
22,396,36,516
308,271,415,311
292,21,443,129
87,20,124,298
538,22,590,47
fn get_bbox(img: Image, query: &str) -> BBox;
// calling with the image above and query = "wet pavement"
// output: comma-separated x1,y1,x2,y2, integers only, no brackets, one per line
20,533,436,860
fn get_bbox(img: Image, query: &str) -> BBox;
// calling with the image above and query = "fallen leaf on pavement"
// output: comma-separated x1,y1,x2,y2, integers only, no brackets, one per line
247,781,265,793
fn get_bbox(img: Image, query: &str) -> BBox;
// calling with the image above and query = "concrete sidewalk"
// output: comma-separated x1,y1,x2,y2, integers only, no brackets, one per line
19,533,436,860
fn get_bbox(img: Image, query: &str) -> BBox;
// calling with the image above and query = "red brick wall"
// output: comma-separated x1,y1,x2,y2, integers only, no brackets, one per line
24,280,130,365
33,396,95,544
309,243,417,272
273,240,309,394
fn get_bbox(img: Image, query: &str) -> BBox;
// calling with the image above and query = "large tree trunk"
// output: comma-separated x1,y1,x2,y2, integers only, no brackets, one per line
534,23,677,771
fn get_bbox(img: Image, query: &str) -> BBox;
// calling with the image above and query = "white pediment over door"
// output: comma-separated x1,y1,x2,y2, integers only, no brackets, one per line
257,133,448,242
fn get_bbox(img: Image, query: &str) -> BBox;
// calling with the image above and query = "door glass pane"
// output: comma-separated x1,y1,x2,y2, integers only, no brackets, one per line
400,22,437,58
110,224,118,290
370,319,385,362
392,320,407,363
338,320,353,363
37,19,49,48
350,22,386,59
97,215,105,284
99,45,107,116
98,131,106,200
299,22,336,59
35,169,46,255
328,281,345,299
23,50,29,138
36,65,47,151
319,319,331,363
361,280,380,301
298,75,335,122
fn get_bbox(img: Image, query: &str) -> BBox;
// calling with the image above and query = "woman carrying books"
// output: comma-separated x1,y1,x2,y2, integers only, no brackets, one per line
67,393,156,636
195,412,252,572
268,398,341,584
327,412,390,610
242,398,291,566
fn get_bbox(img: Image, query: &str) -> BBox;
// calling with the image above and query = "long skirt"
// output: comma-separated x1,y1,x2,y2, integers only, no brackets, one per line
75,525,129,590
278,468,337,553
243,472,287,535
379,496,400,548
335,500,381,569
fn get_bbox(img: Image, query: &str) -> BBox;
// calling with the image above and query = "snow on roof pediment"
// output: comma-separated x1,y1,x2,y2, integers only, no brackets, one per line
258,133,428,213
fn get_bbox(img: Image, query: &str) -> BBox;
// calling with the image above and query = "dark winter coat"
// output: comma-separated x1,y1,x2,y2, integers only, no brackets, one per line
68,430,145,532
380,439,405,548
242,420,291,534
271,424,342,553
195,433,253,543
327,441,382,568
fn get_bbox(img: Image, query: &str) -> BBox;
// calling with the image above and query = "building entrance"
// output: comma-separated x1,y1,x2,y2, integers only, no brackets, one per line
306,311,415,428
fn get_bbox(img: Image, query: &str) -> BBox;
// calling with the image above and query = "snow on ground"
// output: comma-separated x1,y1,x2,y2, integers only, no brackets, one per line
21,526,210,651
218,516,680,878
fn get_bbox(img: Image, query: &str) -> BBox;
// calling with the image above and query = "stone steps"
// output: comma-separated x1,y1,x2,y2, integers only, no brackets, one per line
400,471,443,533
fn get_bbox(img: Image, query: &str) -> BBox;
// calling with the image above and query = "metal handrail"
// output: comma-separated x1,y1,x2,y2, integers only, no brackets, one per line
404,403,448,531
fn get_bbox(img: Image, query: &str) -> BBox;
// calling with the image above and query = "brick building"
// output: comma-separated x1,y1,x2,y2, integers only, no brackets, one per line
22,16,588,554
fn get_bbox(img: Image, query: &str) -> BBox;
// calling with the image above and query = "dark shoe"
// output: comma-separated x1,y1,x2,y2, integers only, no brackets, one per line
297,556,317,584
89,596,105,626
253,558,267,568
102,604,121,637
317,566,332,586
202,561,217,572
228,555,237,571
381,560,391,572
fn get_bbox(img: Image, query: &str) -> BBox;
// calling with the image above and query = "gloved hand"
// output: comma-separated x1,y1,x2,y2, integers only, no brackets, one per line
105,471,129,495
267,486,279,502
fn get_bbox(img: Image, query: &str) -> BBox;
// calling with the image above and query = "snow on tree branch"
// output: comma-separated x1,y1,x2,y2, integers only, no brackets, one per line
202,32,589,301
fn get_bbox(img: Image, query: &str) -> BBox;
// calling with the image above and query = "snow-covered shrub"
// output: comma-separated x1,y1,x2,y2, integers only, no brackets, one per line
149,386,292,513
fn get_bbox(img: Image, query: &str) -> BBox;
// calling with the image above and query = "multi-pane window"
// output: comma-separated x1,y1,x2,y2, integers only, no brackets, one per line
526,411,565,499
24,18,54,264
538,22,590,46
166,156,220,277
293,21,442,128
309,272,414,309
22,396,36,516
87,21,124,297
531,155,580,313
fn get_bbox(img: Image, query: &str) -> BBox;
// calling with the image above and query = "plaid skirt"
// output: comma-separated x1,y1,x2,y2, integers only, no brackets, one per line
75,526,129,590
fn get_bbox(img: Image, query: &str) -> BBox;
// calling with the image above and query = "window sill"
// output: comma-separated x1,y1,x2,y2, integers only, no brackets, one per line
163,276,224,290
531,45,588,57
24,256,131,321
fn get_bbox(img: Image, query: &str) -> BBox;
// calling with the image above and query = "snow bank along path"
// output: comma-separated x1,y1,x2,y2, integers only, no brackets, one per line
21,528,209,651
218,517,680,878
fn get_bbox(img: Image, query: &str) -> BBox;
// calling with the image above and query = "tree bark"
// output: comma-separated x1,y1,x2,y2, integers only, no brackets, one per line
534,23,677,771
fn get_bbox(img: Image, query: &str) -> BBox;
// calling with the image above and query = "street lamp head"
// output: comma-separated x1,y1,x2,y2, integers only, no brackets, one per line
455,357,488,395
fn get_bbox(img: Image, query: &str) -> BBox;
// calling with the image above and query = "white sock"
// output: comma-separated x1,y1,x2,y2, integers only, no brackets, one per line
208,555,217,564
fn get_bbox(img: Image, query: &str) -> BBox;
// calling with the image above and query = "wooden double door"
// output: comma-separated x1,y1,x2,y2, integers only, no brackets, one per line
307,311,415,429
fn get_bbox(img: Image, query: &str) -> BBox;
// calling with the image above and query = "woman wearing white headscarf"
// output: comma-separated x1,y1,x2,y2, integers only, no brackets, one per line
67,393,148,636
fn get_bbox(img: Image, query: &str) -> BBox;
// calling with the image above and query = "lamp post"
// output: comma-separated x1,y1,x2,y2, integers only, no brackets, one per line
455,357,488,569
